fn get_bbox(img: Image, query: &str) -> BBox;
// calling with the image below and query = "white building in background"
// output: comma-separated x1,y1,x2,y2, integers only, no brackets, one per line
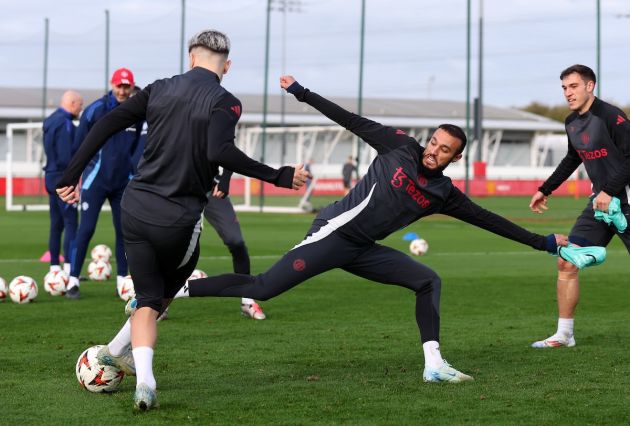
0,86,567,179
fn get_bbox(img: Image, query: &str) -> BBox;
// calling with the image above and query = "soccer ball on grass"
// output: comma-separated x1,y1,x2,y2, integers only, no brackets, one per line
409,238,429,256
76,345,124,393
44,270,69,296
91,244,112,262
117,275,135,301
8,276,38,303
0,277,6,302
88,259,112,281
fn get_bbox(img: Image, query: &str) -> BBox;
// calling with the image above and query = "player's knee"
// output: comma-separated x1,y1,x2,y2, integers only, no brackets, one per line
557,257,579,276
431,275,442,295
135,296,163,313
76,228,96,242
414,272,441,294
252,288,273,301
249,276,278,301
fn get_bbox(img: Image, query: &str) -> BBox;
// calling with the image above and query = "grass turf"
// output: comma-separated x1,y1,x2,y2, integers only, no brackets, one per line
0,196,629,424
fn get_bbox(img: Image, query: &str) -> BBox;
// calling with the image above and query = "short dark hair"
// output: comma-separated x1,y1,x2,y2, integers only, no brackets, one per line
188,29,230,55
560,64,596,84
438,124,467,154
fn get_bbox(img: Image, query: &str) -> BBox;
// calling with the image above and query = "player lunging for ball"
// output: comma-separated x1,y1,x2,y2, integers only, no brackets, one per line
174,76,568,383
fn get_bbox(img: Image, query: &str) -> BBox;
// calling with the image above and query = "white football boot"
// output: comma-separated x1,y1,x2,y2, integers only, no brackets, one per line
241,302,266,320
134,383,159,411
423,361,474,383
531,333,576,348
97,345,136,376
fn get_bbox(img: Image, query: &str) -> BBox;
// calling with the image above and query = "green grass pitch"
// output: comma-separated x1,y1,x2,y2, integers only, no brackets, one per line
1,196,629,424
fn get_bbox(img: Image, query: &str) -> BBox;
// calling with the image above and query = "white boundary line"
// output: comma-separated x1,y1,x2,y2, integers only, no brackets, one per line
0,250,627,264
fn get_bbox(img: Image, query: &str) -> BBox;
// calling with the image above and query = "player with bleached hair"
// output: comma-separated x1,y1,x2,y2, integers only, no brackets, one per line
173,75,570,384
56,29,310,411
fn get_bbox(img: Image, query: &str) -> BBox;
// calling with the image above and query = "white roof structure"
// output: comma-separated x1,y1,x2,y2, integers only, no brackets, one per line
0,86,564,132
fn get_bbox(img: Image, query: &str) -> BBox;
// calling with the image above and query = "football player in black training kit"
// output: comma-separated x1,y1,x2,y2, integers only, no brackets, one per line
178,75,568,384
56,31,310,411
529,64,630,349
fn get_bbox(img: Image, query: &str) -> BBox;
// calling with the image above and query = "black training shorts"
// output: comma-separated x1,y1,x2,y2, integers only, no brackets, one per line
569,200,630,253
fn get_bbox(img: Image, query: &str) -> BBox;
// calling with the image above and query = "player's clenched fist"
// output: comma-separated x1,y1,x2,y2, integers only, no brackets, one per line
280,75,296,90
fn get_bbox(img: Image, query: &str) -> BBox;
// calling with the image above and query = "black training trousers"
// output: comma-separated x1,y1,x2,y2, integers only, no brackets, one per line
203,196,250,274
189,230,442,343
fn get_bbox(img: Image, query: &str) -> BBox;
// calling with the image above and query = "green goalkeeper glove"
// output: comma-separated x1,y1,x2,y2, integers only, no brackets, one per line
555,244,606,269
593,197,627,233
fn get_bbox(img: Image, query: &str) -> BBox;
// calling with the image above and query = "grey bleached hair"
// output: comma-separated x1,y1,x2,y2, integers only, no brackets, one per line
188,29,230,55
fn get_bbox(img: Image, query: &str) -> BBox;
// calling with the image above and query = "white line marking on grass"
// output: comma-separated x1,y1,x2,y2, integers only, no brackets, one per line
0,250,626,264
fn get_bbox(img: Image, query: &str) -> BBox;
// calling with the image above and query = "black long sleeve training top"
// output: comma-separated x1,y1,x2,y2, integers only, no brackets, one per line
539,97,630,204
58,67,294,226
288,82,550,251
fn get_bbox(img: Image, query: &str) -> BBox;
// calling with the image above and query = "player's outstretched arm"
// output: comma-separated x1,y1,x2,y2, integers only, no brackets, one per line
206,110,305,190
280,75,413,154
291,163,311,190
443,187,568,252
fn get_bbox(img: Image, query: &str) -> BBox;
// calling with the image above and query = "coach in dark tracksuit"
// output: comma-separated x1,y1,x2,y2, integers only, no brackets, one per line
66,68,143,298
56,30,309,410
42,90,83,273
183,76,567,383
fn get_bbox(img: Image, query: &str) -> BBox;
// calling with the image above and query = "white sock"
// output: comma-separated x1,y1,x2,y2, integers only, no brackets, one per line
50,265,61,272
63,263,71,275
174,282,190,299
67,276,80,290
107,319,131,356
116,275,125,287
422,340,444,369
133,346,156,390
557,318,574,337
241,297,255,305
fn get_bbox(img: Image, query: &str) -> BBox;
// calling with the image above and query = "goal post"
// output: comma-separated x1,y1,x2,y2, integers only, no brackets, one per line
4,121,114,212
231,125,362,213
3,121,364,213
5,122,48,211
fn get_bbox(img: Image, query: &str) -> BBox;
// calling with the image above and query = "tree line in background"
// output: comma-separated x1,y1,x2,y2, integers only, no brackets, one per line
521,102,630,122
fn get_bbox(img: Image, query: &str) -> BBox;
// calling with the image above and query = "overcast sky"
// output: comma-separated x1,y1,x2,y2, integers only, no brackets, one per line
3,0,630,108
